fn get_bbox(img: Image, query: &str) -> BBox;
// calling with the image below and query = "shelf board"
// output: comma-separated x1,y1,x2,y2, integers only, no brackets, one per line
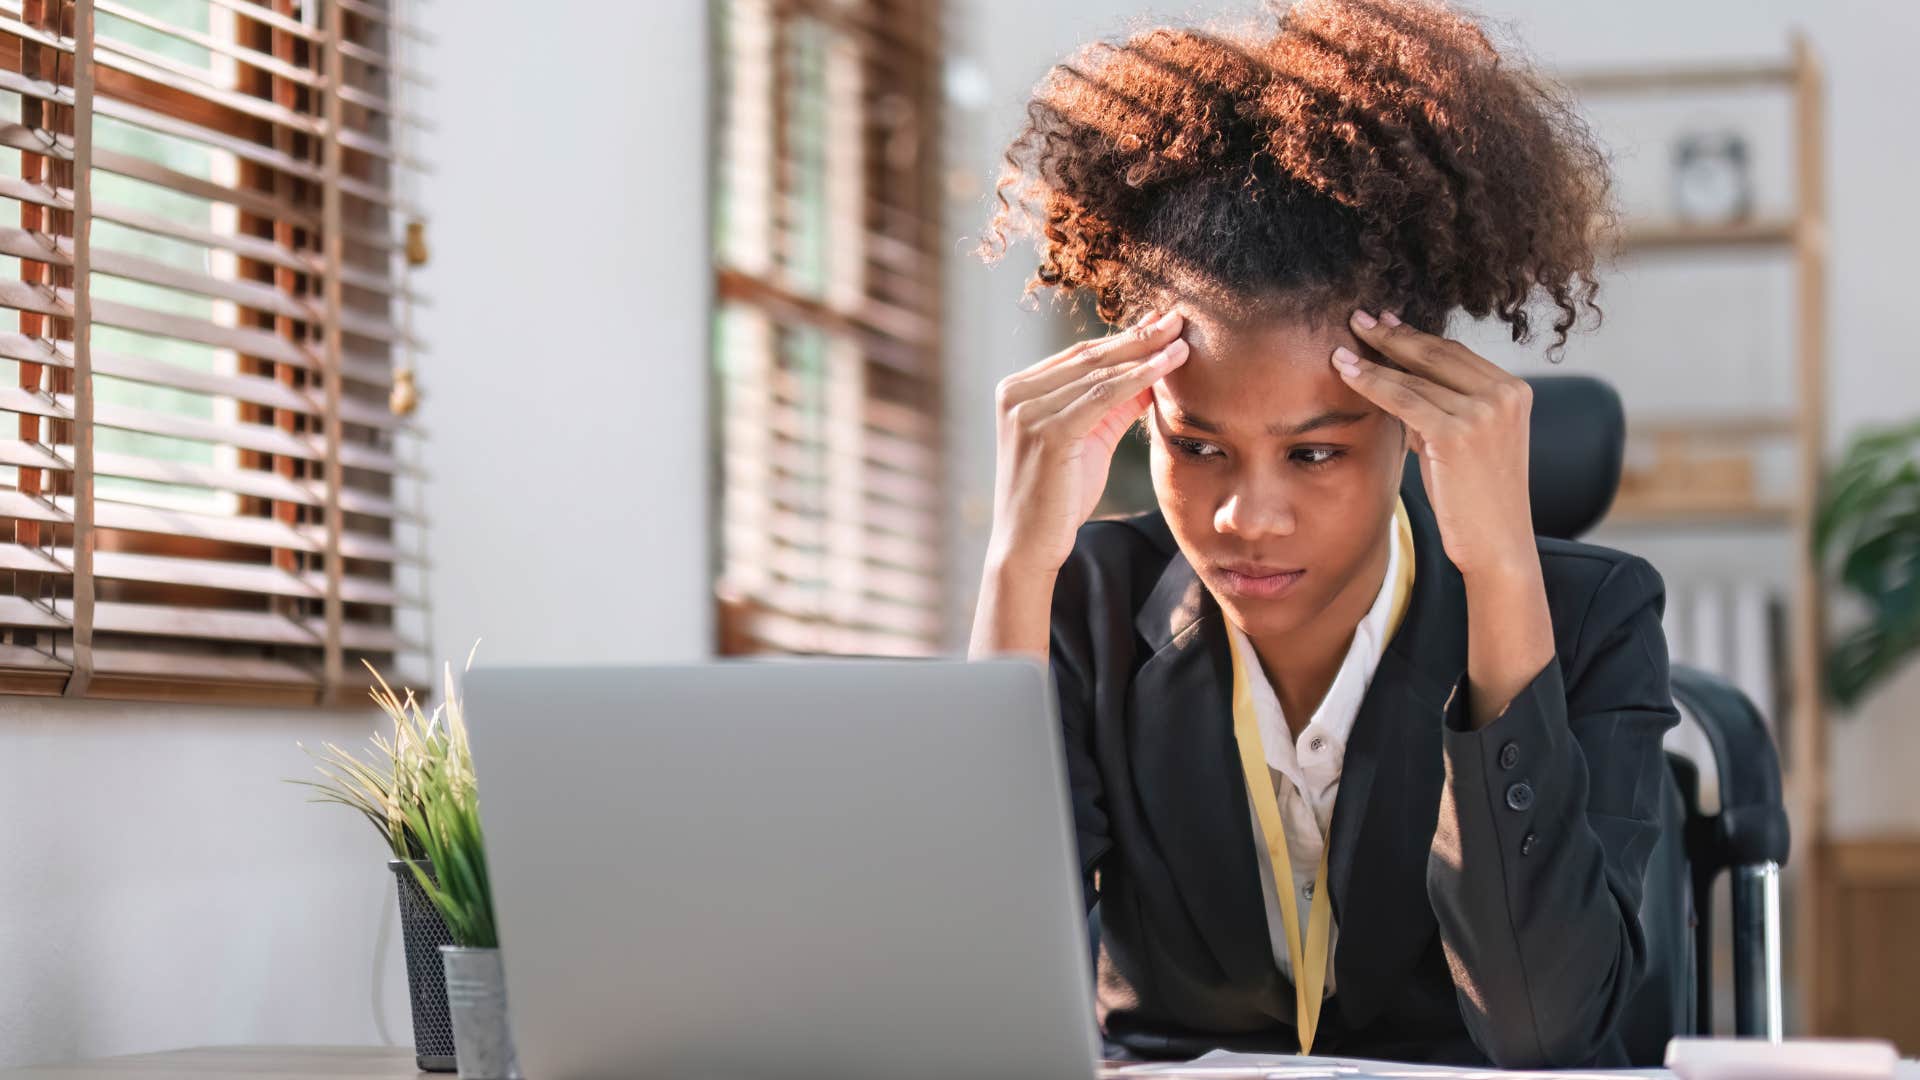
1601,501,1797,528
1557,59,1797,95
1628,412,1801,440
1614,217,1798,252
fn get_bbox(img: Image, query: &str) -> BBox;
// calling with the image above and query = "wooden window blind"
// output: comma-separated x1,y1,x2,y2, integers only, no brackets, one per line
0,0,429,705
711,0,947,657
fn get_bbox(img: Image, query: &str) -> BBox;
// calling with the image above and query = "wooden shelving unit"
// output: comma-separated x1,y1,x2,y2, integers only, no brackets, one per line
1557,32,1831,1032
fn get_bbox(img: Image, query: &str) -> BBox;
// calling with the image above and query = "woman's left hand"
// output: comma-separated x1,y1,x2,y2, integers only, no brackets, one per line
1332,309,1537,581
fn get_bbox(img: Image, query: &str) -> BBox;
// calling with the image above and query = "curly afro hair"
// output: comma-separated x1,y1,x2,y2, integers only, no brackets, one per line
977,0,1619,357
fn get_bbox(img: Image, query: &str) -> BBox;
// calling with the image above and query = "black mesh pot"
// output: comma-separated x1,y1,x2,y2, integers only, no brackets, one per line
390,858,458,1072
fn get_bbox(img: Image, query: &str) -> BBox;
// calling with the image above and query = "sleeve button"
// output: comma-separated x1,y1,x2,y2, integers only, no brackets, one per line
1505,781,1535,812
1498,742,1520,770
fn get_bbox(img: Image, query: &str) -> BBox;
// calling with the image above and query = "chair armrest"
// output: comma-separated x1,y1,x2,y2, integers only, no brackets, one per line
1668,663,1791,870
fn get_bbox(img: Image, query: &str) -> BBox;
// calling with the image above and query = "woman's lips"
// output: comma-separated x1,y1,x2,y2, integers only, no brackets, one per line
1216,565,1306,600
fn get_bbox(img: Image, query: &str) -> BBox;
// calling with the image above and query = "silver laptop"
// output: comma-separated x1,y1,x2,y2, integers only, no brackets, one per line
465,658,1102,1080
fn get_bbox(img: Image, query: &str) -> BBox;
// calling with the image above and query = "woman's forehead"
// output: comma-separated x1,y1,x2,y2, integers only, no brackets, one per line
1155,309,1370,428
1178,306,1353,363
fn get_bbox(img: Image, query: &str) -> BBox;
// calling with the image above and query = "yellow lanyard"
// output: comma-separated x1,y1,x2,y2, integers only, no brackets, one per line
1227,497,1415,1054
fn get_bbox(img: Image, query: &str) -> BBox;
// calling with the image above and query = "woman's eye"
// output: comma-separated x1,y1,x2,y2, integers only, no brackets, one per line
1168,437,1221,460
1292,447,1345,468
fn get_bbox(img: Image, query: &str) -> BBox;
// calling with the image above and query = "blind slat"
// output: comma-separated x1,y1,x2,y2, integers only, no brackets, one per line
0,0,427,705
0,541,66,575
96,0,322,89
304,615,410,653
207,0,319,42
0,594,64,629
47,547,408,606
0,490,66,525
0,277,317,366
4,487,407,558
89,645,316,685
0,225,321,323
0,440,411,521
1,335,324,417
88,134,320,228
0,19,326,140
0,386,406,474
95,601,318,646
0,173,329,279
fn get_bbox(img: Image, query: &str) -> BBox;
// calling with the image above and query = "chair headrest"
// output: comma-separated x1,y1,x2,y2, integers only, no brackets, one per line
1524,374,1624,541
1400,374,1623,540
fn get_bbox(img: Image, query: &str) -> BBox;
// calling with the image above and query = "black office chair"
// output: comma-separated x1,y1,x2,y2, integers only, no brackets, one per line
1421,373,1793,1061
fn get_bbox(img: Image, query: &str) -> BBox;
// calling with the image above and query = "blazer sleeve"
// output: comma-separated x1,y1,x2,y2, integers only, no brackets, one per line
1424,553,1681,1068
1047,529,1118,917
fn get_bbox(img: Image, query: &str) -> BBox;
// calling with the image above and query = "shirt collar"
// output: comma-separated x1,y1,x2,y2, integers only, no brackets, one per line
1223,506,1406,774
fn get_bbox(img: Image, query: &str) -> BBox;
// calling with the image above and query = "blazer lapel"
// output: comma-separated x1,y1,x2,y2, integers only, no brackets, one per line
1324,467,1470,1032
1118,463,1470,1023
1128,551,1281,992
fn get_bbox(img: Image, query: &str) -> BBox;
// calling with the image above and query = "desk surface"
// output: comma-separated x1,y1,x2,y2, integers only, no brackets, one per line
5,1045,1914,1080
0,1047,421,1078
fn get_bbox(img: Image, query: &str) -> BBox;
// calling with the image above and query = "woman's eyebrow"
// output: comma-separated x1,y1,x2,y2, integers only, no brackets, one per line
1171,408,1372,437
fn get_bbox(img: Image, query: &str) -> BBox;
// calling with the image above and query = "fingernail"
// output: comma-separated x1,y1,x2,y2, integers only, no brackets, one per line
1351,309,1377,330
1156,339,1189,362
1381,310,1402,327
1332,345,1361,371
1155,310,1183,330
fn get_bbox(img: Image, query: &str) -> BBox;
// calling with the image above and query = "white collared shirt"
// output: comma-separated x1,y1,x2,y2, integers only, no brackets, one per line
1222,518,1404,995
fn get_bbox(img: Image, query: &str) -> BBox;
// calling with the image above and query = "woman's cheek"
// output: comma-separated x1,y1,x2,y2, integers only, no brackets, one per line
1149,445,1208,529
1147,438,1177,502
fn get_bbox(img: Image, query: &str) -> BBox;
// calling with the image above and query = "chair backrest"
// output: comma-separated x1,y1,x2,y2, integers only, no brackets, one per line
1520,374,1627,540
1512,375,1793,1052
1402,374,1696,1061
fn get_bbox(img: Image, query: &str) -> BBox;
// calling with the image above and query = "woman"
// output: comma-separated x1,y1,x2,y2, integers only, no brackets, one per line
967,0,1680,1070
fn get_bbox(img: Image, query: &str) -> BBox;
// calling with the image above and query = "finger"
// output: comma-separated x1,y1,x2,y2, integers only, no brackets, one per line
1041,338,1190,436
1332,345,1469,414
1330,345,1454,432
998,318,1143,400
1347,308,1502,395
1088,385,1156,451
1004,321,1183,406
999,310,1186,406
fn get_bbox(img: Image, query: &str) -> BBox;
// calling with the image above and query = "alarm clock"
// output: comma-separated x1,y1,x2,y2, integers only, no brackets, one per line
1672,129,1754,224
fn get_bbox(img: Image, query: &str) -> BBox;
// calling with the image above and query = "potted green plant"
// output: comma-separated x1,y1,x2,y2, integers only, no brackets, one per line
394,662,521,1080
293,646,480,1072
1815,419,1920,706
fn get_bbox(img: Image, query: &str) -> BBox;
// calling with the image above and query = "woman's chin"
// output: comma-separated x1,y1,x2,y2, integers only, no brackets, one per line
1213,589,1313,641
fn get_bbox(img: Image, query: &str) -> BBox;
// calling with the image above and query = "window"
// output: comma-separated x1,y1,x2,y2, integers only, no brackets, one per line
0,0,427,704
711,0,947,657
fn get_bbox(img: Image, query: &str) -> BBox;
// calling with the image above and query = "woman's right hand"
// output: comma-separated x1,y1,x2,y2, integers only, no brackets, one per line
984,309,1189,578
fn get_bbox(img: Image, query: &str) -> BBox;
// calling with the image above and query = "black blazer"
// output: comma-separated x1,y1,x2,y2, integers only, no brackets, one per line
1047,470,1680,1069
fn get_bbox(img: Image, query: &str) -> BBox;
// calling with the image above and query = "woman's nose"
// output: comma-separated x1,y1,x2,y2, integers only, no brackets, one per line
1214,487,1296,540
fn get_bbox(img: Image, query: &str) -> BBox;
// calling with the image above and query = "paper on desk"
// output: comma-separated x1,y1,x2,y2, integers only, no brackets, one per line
1109,1048,1671,1080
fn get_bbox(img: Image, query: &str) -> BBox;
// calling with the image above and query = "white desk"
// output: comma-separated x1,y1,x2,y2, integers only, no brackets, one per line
3,1046,1913,1079
0,1047,421,1078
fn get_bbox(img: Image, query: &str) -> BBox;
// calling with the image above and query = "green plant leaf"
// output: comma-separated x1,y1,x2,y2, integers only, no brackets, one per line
1820,428,1920,705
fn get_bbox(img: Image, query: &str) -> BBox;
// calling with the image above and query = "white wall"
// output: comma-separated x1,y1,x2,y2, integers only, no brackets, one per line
0,0,712,1069
939,0,1920,836
417,2,712,668
0,702,410,1069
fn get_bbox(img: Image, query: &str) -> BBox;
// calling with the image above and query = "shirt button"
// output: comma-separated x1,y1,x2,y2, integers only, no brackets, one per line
1303,881,1315,900
1521,832,1537,856
1498,742,1520,770
1308,736,1326,754
1505,781,1535,812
